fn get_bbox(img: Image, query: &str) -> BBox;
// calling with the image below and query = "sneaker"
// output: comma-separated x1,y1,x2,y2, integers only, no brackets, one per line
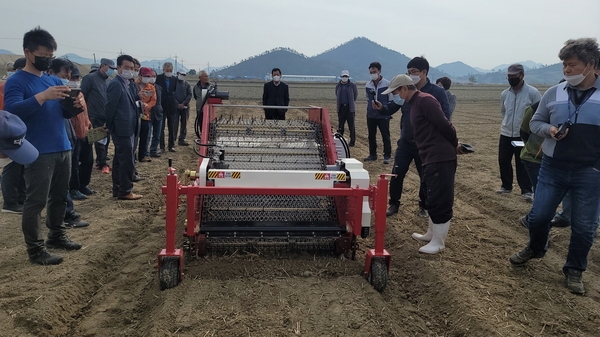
70,189,87,200
29,249,63,265
363,155,377,162
168,148,176,153
150,152,161,158
132,175,145,182
65,218,90,229
564,270,585,295
519,215,529,229
79,186,96,195
418,207,428,218
551,214,571,228
509,246,544,265
101,165,111,174
386,204,399,217
140,156,152,162
64,212,81,223
178,140,189,146
521,192,534,202
45,235,82,251
383,157,391,164
2,204,23,214
496,187,512,194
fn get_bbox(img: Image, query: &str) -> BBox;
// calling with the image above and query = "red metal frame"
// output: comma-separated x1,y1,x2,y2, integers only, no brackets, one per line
157,101,392,287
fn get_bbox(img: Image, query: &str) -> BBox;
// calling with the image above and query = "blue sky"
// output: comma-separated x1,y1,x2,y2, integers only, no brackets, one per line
1,0,598,70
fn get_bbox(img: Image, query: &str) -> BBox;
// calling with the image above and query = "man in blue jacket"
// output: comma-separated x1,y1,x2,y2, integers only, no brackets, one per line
4,27,83,265
105,54,143,201
364,62,392,163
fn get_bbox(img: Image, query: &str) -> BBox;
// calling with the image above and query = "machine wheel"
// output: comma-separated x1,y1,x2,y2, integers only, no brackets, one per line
159,256,180,290
369,258,388,292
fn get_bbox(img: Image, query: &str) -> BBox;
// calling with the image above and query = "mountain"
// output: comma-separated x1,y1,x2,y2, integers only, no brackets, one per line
61,53,95,64
214,37,450,81
456,63,562,84
435,61,482,77
140,57,189,72
0,49,14,55
491,60,545,72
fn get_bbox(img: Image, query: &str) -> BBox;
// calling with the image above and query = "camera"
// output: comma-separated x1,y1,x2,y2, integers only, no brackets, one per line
555,122,571,137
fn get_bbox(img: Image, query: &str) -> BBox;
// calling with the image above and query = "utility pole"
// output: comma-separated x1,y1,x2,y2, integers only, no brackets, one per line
93,53,96,64
174,54,178,73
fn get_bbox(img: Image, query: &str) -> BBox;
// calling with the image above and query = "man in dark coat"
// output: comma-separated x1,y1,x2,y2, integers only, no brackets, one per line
262,67,289,120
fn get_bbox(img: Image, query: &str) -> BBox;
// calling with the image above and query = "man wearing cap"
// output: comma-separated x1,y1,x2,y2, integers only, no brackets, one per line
1,58,27,214
335,70,358,146
172,69,192,148
4,27,83,265
379,74,466,254
105,54,142,201
498,64,540,200
81,57,115,174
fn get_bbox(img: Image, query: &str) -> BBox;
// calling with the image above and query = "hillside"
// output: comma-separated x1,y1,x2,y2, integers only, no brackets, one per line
456,63,562,85
213,37,450,81
0,49,14,55
436,61,482,77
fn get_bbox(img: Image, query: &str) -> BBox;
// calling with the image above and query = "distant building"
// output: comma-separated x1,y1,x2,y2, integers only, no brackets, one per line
265,74,338,83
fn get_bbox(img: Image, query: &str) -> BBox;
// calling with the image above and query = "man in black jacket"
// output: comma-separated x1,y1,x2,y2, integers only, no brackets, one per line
155,62,177,152
262,68,289,120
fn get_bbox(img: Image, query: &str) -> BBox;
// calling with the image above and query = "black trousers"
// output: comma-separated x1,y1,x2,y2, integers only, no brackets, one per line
173,108,189,142
264,109,286,120
389,138,426,208
111,134,135,197
337,104,355,145
366,117,391,158
90,116,110,168
138,120,151,160
1,161,26,208
69,138,94,191
423,160,457,224
498,135,532,194
522,160,541,193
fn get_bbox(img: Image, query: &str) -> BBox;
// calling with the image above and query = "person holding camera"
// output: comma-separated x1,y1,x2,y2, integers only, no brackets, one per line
364,62,392,164
509,38,600,295
4,27,84,265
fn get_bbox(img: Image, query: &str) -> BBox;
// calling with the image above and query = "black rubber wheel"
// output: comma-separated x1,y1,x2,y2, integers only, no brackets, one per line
369,258,388,292
159,256,180,290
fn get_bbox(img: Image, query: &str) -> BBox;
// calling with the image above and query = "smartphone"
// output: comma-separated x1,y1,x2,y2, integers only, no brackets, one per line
68,88,81,98
555,122,571,137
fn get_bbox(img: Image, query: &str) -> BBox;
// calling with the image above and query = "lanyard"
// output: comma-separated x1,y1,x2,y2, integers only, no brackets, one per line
567,88,595,123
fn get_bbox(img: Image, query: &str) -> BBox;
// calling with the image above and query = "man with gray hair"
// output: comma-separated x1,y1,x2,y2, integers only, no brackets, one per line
155,62,177,152
510,38,600,295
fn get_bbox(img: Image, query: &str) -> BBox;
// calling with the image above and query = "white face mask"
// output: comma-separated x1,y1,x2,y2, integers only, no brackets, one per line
164,71,173,77
0,157,13,169
141,77,152,84
121,70,134,80
133,71,139,78
149,77,156,84
59,78,69,85
410,74,421,85
370,73,379,81
341,77,348,83
272,75,281,82
178,75,185,81
67,80,81,88
6,71,15,78
564,65,592,86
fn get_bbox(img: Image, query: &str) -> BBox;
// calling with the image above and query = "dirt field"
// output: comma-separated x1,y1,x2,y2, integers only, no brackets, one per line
1,82,599,337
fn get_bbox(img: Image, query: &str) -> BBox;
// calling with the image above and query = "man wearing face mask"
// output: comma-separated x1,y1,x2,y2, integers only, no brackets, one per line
510,38,600,295
149,70,164,158
498,64,540,200
105,54,142,201
173,69,192,147
373,57,450,218
81,57,116,174
155,62,177,152
136,67,157,162
1,58,25,110
262,68,290,120
335,70,358,146
364,62,392,164
4,27,84,265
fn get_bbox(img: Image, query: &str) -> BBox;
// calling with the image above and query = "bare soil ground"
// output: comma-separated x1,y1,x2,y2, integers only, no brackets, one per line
0,82,599,337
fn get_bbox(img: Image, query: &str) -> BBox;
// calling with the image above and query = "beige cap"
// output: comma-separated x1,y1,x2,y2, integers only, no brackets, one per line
382,74,413,95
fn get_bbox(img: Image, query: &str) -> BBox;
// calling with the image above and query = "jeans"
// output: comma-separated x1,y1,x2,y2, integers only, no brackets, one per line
70,138,94,191
22,151,70,255
498,135,532,194
337,104,355,145
138,120,152,160
1,161,26,208
388,138,426,208
150,114,163,155
111,134,135,197
366,117,391,158
422,160,456,224
522,160,541,193
527,158,600,273
173,108,189,142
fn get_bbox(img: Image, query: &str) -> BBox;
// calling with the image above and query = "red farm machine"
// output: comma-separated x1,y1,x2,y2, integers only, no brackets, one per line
157,87,392,292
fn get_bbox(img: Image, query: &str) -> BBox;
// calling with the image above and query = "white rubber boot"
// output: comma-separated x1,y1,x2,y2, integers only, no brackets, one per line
412,217,434,242
418,221,450,254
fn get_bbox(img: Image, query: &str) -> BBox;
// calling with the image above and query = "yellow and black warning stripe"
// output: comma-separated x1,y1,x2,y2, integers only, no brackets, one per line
336,173,346,181
314,173,327,180
208,171,220,179
231,171,241,179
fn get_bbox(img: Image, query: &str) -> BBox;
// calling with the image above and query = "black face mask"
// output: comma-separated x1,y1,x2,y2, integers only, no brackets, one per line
30,54,53,71
508,77,521,88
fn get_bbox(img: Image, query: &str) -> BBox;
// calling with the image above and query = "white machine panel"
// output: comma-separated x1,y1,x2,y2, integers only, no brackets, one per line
208,170,348,188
